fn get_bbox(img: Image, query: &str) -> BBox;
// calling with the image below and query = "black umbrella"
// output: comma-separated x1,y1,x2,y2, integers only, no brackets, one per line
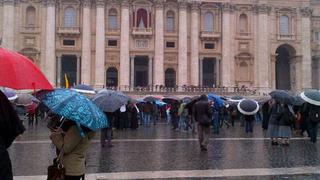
300,89,320,106
269,90,294,105
228,95,245,102
162,96,180,104
292,95,305,106
237,99,259,115
143,96,159,102
185,96,201,109
182,97,192,103
93,90,130,112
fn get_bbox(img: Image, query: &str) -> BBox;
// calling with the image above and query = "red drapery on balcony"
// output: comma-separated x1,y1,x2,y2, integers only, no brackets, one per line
137,9,147,28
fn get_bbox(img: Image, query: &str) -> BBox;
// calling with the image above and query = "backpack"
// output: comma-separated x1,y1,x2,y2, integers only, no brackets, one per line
308,105,320,123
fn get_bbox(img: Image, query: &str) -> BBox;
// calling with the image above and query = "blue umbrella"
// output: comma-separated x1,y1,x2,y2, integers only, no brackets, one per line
42,89,108,133
71,84,96,94
2,88,18,101
208,93,224,108
155,100,167,106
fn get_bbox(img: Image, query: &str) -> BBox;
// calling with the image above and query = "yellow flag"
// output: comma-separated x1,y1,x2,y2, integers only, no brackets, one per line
64,73,69,89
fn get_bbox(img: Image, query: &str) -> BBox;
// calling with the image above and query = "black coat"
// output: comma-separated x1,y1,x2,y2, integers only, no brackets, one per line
193,98,212,126
268,103,283,126
278,106,295,126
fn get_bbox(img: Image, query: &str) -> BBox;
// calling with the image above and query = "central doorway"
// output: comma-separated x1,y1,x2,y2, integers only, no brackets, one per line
134,56,149,87
61,55,77,87
202,58,216,87
275,45,295,90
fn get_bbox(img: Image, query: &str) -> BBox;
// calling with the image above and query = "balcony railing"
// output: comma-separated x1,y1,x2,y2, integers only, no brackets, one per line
200,31,221,40
278,34,295,40
132,27,153,37
57,27,80,35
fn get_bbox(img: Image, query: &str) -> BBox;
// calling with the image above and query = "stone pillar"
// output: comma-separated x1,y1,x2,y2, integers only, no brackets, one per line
221,3,234,88
178,1,188,87
148,56,153,86
45,0,56,85
94,0,105,88
154,0,164,86
190,2,200,86
199,58,203,86
300,7,312,90
120,1,130,89
57,56,62,87
130,56,135,88
215,59,220,86
81,0,92,85
256,5,270,93
77,55,81,84
2,0,14,49
270,54,277,90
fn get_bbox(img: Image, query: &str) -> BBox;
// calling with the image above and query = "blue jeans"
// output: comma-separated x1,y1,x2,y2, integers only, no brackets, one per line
144,114,151,126
245,120,253,133
179,116,187,130
212,112,220,134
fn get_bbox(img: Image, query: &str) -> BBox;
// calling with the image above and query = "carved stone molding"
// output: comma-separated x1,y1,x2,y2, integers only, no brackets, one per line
46,0,56,7
121,0,130,8
96,0,105,7
300,7,312,18
222,3,235,13
107,0,119,6
178,0,188,10
3,0,14,5
254,4,271,14
82,0,91,8
154,0,164,9
190,1,200,11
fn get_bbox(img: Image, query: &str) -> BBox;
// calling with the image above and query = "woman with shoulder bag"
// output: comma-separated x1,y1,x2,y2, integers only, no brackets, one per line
50,120,95,180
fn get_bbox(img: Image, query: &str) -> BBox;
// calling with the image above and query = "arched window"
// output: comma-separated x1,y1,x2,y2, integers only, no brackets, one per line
239,62,249,81
166,11,175,32
108,8,118,30
165,68,176,87
279,15,289,35
64,7,77,27
239,14,248,33
137,8,148,28
204,12,214,32
106,67,118,87
26,6,36,26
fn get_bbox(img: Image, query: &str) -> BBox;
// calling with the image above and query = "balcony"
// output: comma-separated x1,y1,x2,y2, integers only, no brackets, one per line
132,27,153,38
57,27,80,36
200,31,221,40
20,26,40,34
277,34,295,41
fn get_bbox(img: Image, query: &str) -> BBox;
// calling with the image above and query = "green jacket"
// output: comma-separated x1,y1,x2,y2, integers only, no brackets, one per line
50,125,95,176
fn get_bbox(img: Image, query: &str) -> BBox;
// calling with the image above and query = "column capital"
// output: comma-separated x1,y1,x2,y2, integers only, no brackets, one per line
82,0,91,8
178,0,188,10
222,3,236,13
96,0,105,8
121,0,130,8
46,0,56,7
3,0,14,5
300,7,312,18
254,4,271,14
154,0,164,9
191,1,200,11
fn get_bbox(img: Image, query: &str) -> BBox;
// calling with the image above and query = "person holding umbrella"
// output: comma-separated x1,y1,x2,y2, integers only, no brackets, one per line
0,90,25,180
277,104,295,146
237,99,260,133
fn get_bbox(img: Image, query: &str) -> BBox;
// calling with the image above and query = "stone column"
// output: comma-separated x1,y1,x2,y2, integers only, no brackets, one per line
178,1,188,87
190,2,200,86
2,0,14,49
215,59,220,86
221,3,234,88
45,0,56,85
300,7,312,90
148,56,153,86
130,56,135,88
81,0,92,85
77,55,81,84
94,0,105,88
120,1,130,89
154,0,164,86
270,54,277,90
256,5,270,93
199,57,203,86
57,56,62,87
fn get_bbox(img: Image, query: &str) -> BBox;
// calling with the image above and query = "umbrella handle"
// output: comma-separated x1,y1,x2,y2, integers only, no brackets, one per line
59,117,65,128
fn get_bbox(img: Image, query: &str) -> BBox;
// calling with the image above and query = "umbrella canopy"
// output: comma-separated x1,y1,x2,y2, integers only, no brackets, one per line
2,88,18,101
98,89,130,103
255,96,272,105
185,96,201,109
181,97,192,103
93,90,130,113
269,90,294,105
0,47,53,90
42,89,108,131
300,89,320,106
292,95,305,106
162,96,180,104
228,95,245,102
15,94,39,106
144,96,159,102
237,99,259,115
71,84,95,94
208,93,224,108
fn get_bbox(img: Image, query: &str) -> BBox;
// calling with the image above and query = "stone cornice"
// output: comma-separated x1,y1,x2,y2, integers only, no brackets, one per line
46,0,56,7
300,7,312,18
96,0,105,7
190,1,200,11
222,3,235,13
254,4,271,14
178,0,188,10
121,0,130,8
107,0,120,6
154,0,164,9
3,0,14,5
82,0,91,8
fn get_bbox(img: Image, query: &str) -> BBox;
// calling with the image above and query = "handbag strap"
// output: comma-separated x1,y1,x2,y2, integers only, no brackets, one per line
56,145,64,162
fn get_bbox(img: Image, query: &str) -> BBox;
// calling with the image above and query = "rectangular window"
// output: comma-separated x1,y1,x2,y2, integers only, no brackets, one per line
166,17,174,32
315,32,320,42
204,43,215,49
63,39,75,46
108,15,118,30
108,40,117,47
166,41,175,48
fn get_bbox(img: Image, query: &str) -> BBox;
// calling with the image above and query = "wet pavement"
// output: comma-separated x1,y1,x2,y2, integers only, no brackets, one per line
10,119,320,179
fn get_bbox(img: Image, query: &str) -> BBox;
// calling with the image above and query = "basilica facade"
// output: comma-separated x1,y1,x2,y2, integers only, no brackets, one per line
0,0,319,93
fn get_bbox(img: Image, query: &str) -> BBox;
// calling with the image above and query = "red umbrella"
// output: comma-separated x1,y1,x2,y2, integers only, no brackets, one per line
0,47,53,90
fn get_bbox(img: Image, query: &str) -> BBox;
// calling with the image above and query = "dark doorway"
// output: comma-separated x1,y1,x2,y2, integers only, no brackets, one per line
165,68,176,87
202,58,216,87
106,67,118,87
61,55,77,87
134,56,149,87
276,46,291,90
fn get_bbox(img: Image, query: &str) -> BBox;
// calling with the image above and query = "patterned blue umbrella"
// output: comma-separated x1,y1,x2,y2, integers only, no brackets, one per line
42,89,108,131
